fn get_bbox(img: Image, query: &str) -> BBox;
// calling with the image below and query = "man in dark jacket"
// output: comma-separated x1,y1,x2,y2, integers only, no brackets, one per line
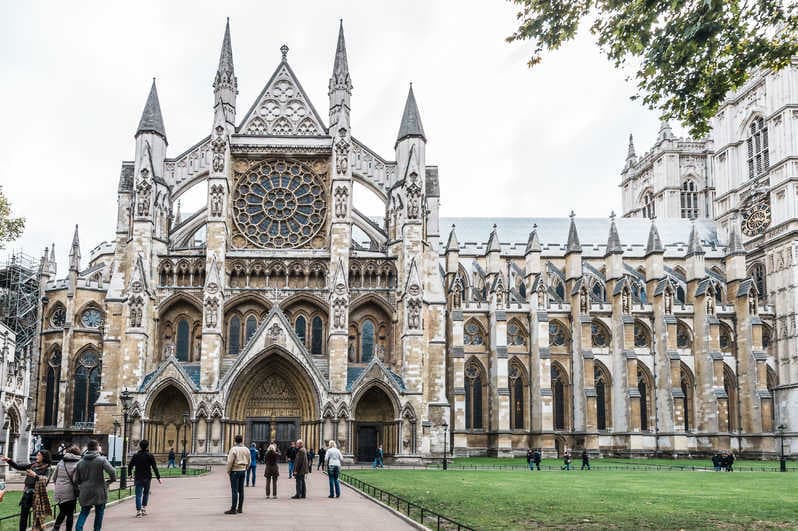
526,448,534,471
581,450,591,470
167,448,176,469
291,439,309,499
533,449,542,470
128,439,162,518
286,441,297,479
317,446,326,471
75,439,117,531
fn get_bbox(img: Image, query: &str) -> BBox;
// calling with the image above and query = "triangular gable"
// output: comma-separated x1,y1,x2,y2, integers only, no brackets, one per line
219,304,329,392
238,60,327,137
138,355,200,392
403,258,422,297
129,252,151,296
346,356,405,393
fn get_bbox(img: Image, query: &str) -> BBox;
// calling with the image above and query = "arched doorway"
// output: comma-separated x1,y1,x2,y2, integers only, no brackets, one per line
226,350,320,457
353,386,398,462
147,385,192,456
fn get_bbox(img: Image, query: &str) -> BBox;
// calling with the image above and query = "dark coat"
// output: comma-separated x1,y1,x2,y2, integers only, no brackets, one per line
75,451,117,506
293,447,309,476
264,449,280,477
128,450,161,482
6,459,49,492
533,451,542,464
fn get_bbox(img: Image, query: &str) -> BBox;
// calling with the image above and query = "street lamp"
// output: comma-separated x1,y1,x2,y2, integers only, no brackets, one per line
777,424,786,473
119,389,133,488
181,413,188,475
442,419,448,471
112,420,120,467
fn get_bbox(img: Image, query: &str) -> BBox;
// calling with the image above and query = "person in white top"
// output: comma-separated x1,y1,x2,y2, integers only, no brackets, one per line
323,440,344,498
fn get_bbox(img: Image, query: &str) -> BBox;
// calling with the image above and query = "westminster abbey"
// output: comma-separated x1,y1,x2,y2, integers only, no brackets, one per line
30,21,797,460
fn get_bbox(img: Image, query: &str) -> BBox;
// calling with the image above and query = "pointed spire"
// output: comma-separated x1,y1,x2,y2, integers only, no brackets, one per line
446,224,459,252
657,119,675,142
626,133,636,160
487,224,500,253
605,211,623,255
214,18,236,89
525,224,541,254
726,218,746,256
331,20,350,85
174,200,182,225
69,225,81,272
48,243,57,275
645,219,664,255
566,211,582,254
396,84,426,145
136,79,167,140
686,222,705,256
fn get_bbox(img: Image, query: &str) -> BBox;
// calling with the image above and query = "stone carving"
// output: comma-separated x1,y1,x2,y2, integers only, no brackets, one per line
537,284,547,310
333,298,347,330
128,294,143,328
334,185,348,219
407,298,422,330
135,170,152,217
451,276,463,309
204,297,219,328
622,287,632,314
580,286,589,314
495,286,505,309
268,323,283,341
210,184,224,217
210,126,228,173
335,130,350,175
406,172,421,220
705,296,715,316
664,288,673,315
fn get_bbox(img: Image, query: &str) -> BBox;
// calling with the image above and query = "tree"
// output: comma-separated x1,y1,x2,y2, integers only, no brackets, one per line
506,0,798,137
0,186,25,249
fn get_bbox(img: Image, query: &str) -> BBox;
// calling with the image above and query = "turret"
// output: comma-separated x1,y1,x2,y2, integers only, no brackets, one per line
486,224,501,275
328,20,352,131
445,225,459,275
68,225,80,273
644,219,665,280
656,119,676,143
604,212,623,280
565,211,582,281
213,18,237,129
524,224,541,277
725,218,747,282
685,222,706,282
624,133,637,170
395,84,426,180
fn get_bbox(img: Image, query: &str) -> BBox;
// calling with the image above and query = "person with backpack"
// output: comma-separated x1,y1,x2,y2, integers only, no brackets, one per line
127,440,162,518
51,445,81,531
75,439,117,531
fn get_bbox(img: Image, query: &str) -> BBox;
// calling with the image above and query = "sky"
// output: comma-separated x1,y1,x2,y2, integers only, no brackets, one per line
0,0,687,273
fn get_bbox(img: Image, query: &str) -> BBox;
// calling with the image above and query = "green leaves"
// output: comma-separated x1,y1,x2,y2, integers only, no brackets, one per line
0,187,25,250
507,0,798,136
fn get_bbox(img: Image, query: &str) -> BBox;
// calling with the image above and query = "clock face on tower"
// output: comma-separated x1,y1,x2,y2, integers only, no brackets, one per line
741,201,771,237
232,158,327,249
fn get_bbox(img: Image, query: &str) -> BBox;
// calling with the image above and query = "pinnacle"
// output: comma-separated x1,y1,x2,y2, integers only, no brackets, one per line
606,212,623,255
726,219,746,256
487,224,500,253
645,219,664,255
566,212,581,254
396,84,426,145
332,20,349,80
446,224,459,252
686,222,705,257
525,224,541,254
136,79,167,140
626,133,636,160
217,18,235,78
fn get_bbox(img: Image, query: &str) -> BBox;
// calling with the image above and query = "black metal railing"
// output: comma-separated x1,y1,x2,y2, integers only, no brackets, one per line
339,472,474,531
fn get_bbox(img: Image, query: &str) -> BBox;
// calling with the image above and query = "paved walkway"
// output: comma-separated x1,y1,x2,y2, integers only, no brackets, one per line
95,464,415,530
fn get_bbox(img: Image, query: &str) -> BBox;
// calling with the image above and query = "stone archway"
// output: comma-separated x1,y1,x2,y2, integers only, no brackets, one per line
226,350,321,456
353,385,399,462
146,385,192,457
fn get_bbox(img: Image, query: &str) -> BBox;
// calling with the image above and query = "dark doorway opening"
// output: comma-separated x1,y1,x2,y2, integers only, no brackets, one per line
356,424,379,462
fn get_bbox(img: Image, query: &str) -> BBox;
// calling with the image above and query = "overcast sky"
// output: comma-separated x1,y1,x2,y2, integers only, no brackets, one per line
0,0,686,273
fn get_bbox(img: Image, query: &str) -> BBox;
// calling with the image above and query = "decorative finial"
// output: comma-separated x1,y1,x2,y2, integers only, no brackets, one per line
533,223,537,230
610,210,616,221
569,210,575,219
492,223,497,230
280,44,289,60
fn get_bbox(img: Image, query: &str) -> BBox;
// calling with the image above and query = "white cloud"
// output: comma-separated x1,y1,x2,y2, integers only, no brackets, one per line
0,0,685,272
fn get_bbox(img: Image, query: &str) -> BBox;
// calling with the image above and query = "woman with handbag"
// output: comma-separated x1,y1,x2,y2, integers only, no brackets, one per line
2,449,53,531
50,445,82,531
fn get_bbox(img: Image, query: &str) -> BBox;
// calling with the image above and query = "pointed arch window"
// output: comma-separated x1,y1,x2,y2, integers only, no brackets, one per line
642,190,655,219
680,364,695,432
509,362,525,430
591,321,610,348
552,364,568,430
634,321,651,348
680,180,699,219
228,316,241,355
747,116,769,179
361,319,375,363
637,370,650,431
245,315,258,343
72,349,101,425
549,321,567,347
677,321,692,349
594,364,610,431
176,319,190,362
295,315,307,346
507,320,527,347
464,320,485,346
750,263,767,302
311,316,324,355
719,325,733,351
723,366,738,432
44,348,61,426
464,360,484,430
50,305,66,328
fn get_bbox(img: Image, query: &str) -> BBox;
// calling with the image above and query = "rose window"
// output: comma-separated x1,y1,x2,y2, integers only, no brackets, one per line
232,159,326,249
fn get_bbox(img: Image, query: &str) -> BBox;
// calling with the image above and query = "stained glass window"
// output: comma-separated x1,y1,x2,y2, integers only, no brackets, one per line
50,306,66,328
591,322,609,348
228,316,241,355
81,308,103,328
465,361,483,429
747,117,769,179
176,319,190,361
634,322,650,348
464,321,484,346
507,321,526,346
44,348,61,426
72,350,101,425
295,315,307,346
361,319,375,363
680,180,699,219
549,322,567,347
311,316,323,355
245,315,258,343
677,322,691,349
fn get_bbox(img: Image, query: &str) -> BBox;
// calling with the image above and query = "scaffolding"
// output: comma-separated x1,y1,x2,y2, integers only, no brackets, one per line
0,252,40,361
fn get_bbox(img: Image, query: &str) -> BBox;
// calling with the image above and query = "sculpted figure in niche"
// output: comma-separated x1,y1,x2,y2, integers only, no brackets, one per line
537,285,546,310
210,184,224,217
204,297,219,328
580,287,589,314
333,298,347,330
128,295,143,328
136,177,152,217
335,129,349,175
622,288,632,314
495,286,505,309
407,298,422,330
334,186,348,219
211,126,227,173
664,289,673,315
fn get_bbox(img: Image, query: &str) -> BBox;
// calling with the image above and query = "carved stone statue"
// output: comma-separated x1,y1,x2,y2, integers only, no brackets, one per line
333,298,347,330
204,296,219,328
135,175,152,217
407,298,422,330
128,295,143,328
210,125,228,173
664,289,673,315
334,185,348,219
335,129,350,175
210,184,224,217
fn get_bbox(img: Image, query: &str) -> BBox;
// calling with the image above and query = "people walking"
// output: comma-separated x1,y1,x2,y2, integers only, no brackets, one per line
246,443,258,487
263,443,280,499
75,439,117,531
726,451,735,472
51,445,81,531
317,446,326,471
372,444,384,468
581,450,591,470
167,448,176,469
561,451,572,471
225,434,250,515
533,449,542,471
127,440,162,518
3,449,52,531
291,439,309,499
324,440,344,499
307,448,315,474
526,448,534,471
286,441,297,479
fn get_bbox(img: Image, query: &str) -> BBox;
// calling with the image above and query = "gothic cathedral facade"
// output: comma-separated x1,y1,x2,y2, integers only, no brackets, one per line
32,22,795,460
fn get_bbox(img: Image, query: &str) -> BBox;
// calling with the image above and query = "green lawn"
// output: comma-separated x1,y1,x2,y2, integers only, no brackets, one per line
346,469,798,529
435,456,789,471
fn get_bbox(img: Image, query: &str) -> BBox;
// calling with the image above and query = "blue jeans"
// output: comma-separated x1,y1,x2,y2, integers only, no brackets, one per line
328,465,341,497
135,479,151,510
167,459,175,468
372,457,383,468
229,470,245,510
75,504,106,531
288,460,294,478
246,465,256,486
